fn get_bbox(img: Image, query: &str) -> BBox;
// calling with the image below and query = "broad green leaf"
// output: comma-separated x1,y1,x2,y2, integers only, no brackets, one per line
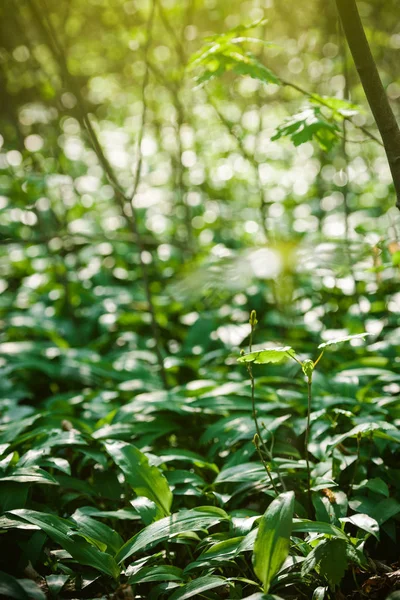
0,467,58,485
116,507,229,563
128,565,184,584
341,514,379,539
105,441,172,518
253,491,295,593
71,510,124,554
8,509,120,579
77,506,140,521
169,575,227,600
327,422,400,450
318,333,371,349
215,462,266,483
292,519,348,540
369,497,400,525
238,347,295,365
363,478,389,497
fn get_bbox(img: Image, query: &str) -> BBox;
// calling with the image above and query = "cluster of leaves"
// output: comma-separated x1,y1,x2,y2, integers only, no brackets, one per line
188,22,361,152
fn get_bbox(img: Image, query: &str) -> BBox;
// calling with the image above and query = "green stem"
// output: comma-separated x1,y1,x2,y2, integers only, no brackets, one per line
348,434,361,497
248,365,279,496
305,378,313,516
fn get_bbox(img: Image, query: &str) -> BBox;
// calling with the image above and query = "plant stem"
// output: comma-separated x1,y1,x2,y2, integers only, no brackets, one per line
348,434,361,497
248,364,279,497
305,378,313,516
335,0,400,210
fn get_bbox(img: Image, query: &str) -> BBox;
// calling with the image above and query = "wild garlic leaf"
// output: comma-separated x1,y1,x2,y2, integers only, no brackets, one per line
253,491,294,592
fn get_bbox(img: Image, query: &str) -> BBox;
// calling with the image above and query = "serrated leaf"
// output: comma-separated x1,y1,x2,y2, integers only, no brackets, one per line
319,539,348,586
238,346,295,365
105,441,172,518
253,491,294,593
302,538,348,586
271,107,339,152
318,333,371,349
188,21,279,89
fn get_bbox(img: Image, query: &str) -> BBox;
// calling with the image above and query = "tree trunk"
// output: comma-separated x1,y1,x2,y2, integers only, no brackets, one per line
335,0,400,211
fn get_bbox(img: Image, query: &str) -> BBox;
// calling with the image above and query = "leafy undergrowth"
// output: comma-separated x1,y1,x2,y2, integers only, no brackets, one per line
1,284,400,600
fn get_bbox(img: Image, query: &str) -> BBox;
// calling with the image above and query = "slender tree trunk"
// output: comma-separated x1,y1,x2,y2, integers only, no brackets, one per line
335,0,400,210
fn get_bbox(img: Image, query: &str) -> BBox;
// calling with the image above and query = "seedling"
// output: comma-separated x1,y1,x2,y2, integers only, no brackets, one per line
238,312,370,512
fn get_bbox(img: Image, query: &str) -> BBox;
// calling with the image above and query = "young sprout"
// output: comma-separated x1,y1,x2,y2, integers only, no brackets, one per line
238,319,371,515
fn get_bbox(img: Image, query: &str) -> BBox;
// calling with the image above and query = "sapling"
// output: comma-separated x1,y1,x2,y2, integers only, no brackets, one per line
238,317,370,513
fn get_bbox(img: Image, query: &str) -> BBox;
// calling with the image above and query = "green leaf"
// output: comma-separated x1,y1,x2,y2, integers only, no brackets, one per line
271,107,339,152
8,509,120,579
319,539,348,586
238,347,295,365
188,21,279,88
302,538,348,586
105,441,172,518
116,506,229,563
0,571,45,600
169,575,227,600
364,478,389,497
253,491,295,593
312,587,327,600
45,575,69,599
318,333,371,349
0,467,58,485
341,514,379,539
292,519,348,540
128,565,185,584
71,510,124,554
